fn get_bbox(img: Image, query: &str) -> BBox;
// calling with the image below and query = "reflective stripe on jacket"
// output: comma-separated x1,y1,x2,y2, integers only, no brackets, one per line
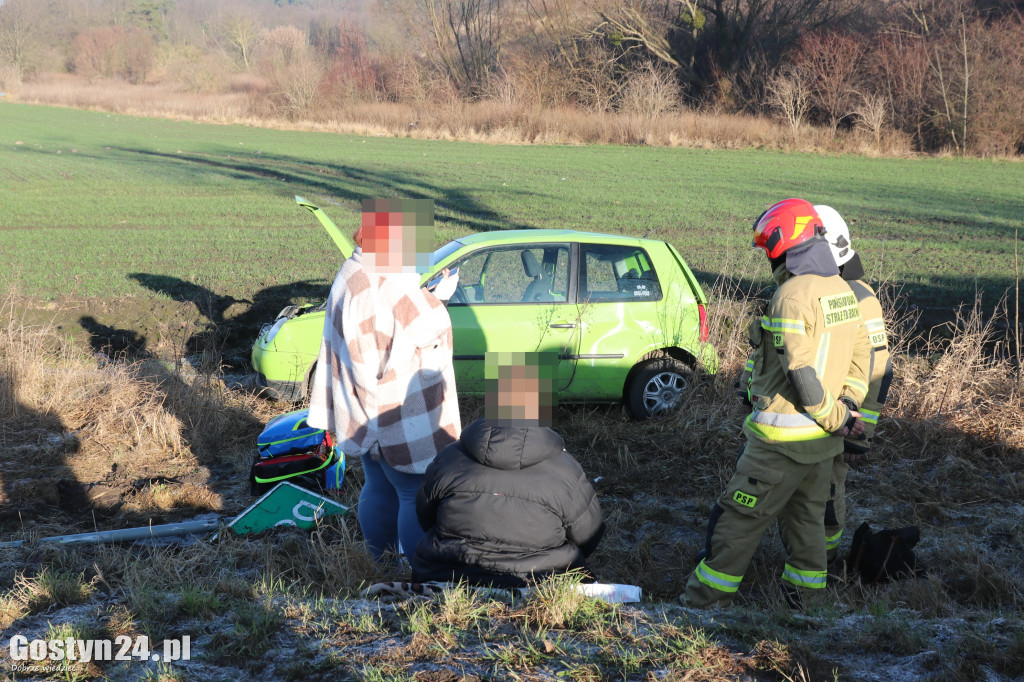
743,262,871,463
839,279,892,454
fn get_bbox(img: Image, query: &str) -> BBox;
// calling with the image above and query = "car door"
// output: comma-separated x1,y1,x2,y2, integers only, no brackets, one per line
445,243,579,393
570,242,665,398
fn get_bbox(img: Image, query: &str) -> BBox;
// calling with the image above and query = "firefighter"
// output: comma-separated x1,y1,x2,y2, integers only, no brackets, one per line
682,198,871,609
815,205,893,562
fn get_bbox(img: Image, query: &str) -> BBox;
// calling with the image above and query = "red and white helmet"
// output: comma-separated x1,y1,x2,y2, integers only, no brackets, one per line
752,198,825,259
814,204,855,266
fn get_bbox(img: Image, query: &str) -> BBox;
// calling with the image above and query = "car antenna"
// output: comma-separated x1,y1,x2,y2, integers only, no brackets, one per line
643,226,662,239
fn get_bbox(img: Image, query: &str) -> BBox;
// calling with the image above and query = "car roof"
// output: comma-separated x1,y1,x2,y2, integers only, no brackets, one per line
453,229,661,247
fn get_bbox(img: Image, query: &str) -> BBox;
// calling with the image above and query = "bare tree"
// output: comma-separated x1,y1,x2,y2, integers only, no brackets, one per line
766,67,812,138
70,24,155,84
871,31,929,150
418,0,505,97
257,25,324,118
699,0,846,92
589,0,679,68
797,31,866,137
927,11,972,153
618,60,681,116
965,15,1024,155
215,12,263,70
0,0,45,79
854,92,891,150
71,26,120,81
898,0,976,153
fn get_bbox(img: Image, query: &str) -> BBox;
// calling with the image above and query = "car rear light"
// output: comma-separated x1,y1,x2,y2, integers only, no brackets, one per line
698,304,709,342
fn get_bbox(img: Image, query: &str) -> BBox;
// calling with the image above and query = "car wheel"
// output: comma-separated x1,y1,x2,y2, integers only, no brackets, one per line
303,361,317,404
626,357,693,420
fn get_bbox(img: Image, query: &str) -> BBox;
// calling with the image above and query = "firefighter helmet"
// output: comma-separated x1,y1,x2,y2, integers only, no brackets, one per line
751,198,825,259
814,204,856,266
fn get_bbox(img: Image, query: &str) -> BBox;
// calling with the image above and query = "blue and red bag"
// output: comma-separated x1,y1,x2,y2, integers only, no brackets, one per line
251,409,346,496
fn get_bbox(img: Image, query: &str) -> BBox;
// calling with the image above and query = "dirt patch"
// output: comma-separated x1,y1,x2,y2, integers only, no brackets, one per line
12,292,302,372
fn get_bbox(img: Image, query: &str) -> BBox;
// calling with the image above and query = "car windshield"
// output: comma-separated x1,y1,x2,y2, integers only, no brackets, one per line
431,239,465,266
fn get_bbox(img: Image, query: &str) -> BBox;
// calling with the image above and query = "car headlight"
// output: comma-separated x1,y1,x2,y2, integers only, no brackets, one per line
262,318,286,345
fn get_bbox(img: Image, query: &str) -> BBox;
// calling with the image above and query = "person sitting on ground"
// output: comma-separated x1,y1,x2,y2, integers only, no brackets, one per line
411,351,605,588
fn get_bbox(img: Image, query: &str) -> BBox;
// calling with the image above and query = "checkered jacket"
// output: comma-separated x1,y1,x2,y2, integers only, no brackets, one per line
307,249,461,474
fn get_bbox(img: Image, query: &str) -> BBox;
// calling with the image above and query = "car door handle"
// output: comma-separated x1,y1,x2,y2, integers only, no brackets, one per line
549,323,577,329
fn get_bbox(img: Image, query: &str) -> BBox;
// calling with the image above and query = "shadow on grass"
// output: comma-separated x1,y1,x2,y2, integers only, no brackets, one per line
126,273,329,364
0,376,83,534
114,146,537,234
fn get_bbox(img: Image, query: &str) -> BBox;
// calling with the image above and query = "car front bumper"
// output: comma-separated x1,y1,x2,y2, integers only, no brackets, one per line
254,372,305,402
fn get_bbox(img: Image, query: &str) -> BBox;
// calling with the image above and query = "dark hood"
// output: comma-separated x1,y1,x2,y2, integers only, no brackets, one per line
839,252,865,281
459,417,565,470
773,238,839,285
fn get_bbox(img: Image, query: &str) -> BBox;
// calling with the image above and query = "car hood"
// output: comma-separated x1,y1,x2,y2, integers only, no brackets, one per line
296,196,355,258
458,417,565,470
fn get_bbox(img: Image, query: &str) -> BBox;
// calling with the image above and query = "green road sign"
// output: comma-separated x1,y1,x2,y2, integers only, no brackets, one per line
223,482,348,537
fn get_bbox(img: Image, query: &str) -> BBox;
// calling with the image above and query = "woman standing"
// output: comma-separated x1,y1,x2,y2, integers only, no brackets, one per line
307,199,460,561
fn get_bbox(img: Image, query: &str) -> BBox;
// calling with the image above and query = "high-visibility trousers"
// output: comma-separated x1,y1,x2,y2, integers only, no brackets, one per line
825,454,850,561
683,440,831,607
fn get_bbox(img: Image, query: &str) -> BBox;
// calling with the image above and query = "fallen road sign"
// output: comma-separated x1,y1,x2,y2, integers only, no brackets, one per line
219,481,348,538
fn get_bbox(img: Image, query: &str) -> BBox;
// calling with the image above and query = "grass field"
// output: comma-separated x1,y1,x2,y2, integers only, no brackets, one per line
2,102,1022,316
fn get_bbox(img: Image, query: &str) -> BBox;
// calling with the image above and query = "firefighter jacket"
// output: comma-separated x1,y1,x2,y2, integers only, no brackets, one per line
838,261,892,454
742,240,871,464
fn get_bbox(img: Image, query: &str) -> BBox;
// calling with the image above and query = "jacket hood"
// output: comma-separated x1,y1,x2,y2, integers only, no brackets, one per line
839,252,865,281
459,417,565,470
773,238,839,285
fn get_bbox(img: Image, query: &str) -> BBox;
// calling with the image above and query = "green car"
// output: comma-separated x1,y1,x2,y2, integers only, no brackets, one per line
251,197,718,420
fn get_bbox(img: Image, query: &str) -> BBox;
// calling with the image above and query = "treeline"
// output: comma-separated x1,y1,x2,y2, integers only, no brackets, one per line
2,0,1022,155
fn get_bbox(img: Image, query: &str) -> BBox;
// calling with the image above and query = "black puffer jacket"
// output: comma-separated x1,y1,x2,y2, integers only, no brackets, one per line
411,418,604,587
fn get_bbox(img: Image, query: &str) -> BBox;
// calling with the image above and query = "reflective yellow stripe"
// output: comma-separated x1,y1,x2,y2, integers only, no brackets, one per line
781,564,827,589
866,318,888,347
845,376,868,396
825,530,842,551
859,408,880,425
808,393,834,421
745,412,830,442
762,316,806,335
695,560,742,593
815,333,831,377
745,359,755,371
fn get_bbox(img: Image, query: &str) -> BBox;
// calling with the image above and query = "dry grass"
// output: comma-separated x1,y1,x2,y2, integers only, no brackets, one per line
0,292,272,533
0,567,95,629
13,74,921,155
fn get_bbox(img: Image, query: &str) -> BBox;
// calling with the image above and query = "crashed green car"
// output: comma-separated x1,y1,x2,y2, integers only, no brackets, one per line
251,197,718,420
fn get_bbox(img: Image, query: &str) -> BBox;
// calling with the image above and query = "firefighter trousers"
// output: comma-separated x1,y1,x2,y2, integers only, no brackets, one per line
683,440,831,608
825,454,850,561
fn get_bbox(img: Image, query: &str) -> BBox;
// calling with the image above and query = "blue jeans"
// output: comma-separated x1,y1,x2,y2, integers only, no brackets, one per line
358,454,425,562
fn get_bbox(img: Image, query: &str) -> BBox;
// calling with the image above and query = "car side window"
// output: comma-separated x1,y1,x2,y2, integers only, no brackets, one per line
448,245,570,305
581,244,662,303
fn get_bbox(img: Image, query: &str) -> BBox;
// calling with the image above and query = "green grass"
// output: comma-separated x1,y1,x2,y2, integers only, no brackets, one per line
2,102,1021,311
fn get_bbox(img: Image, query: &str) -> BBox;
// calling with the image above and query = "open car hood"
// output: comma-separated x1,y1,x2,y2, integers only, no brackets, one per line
295,196,356,258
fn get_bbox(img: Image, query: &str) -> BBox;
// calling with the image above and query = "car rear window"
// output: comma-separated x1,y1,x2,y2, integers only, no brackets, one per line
581,244,662,303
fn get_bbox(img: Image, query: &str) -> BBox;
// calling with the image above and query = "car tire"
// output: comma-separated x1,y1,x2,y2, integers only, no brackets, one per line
625,357,694,420
302,361,317,404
